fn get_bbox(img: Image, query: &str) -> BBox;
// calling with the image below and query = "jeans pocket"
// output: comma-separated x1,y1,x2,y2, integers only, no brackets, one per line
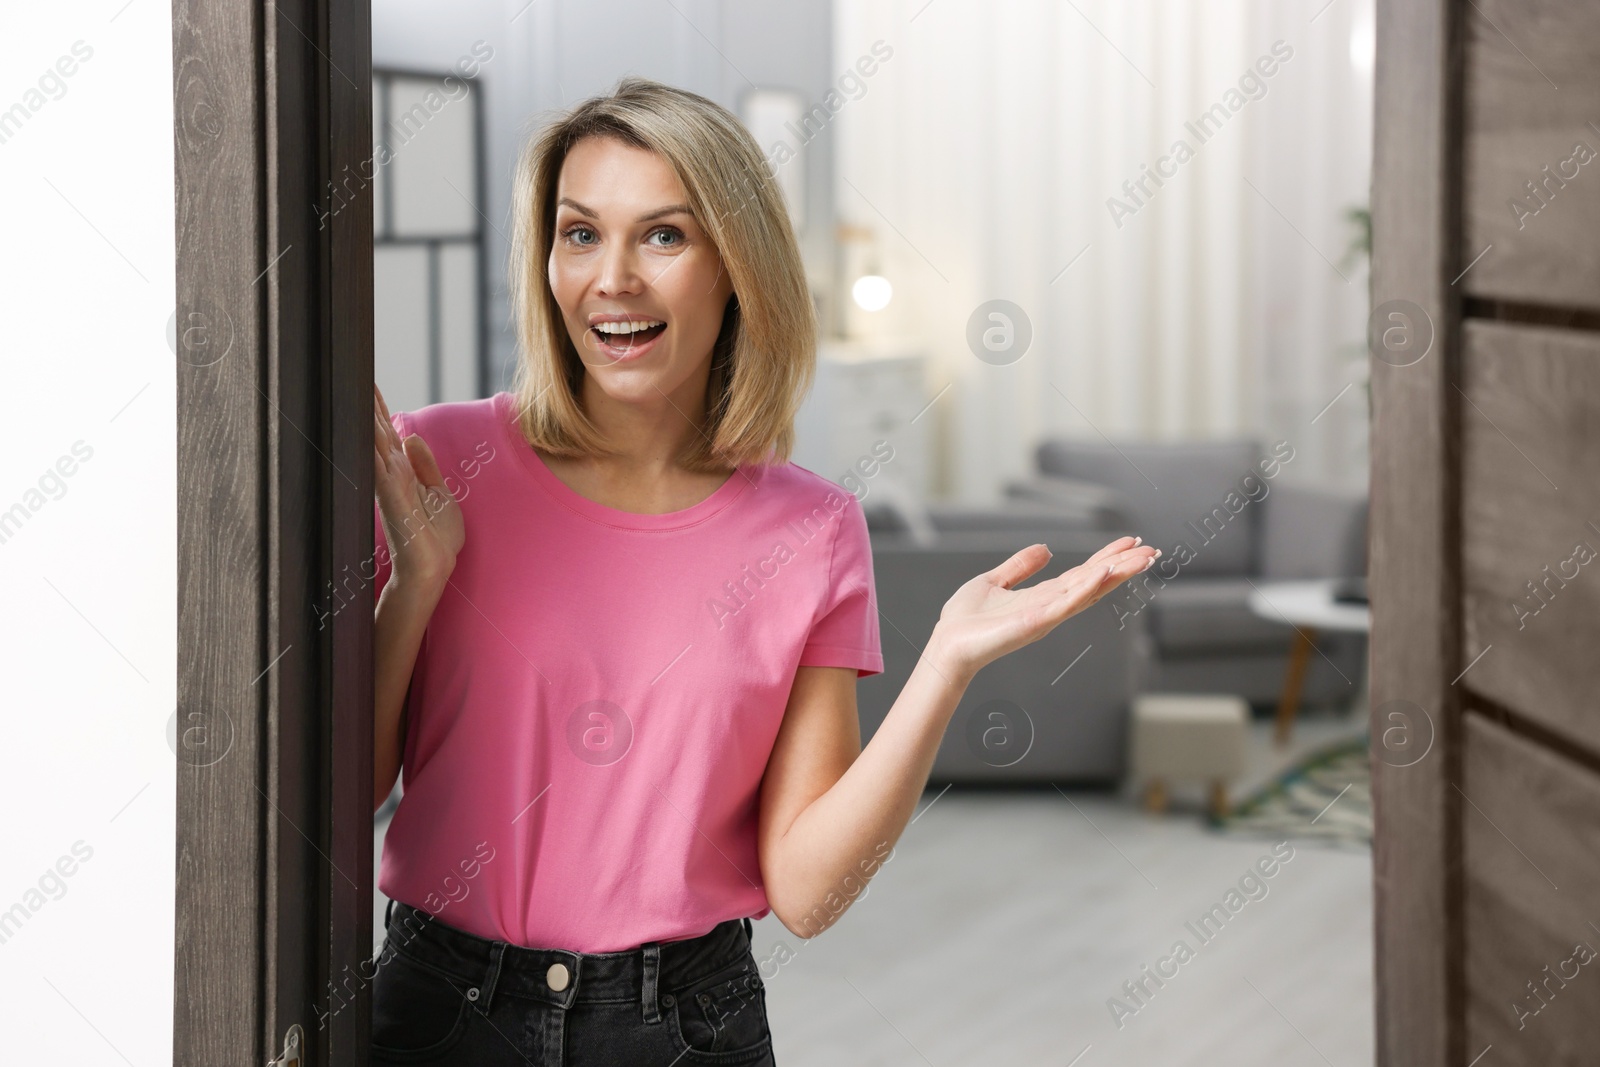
370,948,472,1062
664,956,773,1065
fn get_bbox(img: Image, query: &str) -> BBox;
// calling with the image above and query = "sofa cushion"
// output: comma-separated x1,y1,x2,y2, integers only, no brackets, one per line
1034,438,1271,577
1002,474,1131,530
1141,577,1295,654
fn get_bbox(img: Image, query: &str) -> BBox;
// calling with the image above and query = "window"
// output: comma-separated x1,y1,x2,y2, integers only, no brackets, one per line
372,69,487,411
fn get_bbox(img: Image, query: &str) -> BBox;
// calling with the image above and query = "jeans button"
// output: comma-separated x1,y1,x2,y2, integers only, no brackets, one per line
547,962,571,991
466,987,480,1002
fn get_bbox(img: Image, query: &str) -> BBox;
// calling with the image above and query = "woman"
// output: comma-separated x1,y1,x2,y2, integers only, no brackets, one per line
369,76,1156,1066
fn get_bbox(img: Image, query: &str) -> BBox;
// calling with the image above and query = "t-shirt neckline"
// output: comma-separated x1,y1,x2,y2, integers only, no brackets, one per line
492,390,758,531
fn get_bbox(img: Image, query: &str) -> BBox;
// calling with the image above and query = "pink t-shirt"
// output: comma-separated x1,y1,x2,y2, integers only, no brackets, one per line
373,391,883,952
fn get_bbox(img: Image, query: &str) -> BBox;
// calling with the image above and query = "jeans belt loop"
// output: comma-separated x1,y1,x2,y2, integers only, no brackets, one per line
641,941,663,1024
475,940,508,1017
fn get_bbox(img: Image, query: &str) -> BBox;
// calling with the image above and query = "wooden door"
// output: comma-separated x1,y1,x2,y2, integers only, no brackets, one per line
1372,1,1600,1064
172,1,375,1064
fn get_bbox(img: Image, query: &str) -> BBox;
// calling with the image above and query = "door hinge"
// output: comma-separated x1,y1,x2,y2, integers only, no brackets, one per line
268,1023,303,1067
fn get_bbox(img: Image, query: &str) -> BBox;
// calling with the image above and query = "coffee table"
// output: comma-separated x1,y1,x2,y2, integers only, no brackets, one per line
1246,579,1371,746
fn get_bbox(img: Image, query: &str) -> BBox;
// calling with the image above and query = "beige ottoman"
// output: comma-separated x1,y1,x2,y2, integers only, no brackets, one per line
1131,694,1249,817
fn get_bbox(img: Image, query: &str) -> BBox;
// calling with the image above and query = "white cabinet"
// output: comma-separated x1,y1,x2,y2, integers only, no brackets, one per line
791,340,931,502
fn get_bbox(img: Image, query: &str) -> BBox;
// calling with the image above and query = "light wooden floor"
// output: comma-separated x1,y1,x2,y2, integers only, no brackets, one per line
755,707,1373,1066
375,706,1374,1066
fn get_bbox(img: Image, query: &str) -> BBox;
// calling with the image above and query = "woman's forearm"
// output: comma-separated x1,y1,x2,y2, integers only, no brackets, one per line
374,573,446,812
764,630,974,937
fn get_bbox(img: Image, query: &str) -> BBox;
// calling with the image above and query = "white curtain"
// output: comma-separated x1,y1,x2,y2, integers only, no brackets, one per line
833,0,1374,502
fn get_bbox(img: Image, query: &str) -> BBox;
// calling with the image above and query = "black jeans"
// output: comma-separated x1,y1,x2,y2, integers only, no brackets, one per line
372,898,776,1066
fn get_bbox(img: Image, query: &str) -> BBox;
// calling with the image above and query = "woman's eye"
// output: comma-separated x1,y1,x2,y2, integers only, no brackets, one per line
560,224,682,248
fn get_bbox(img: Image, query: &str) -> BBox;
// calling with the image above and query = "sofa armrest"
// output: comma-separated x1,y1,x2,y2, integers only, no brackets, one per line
861,533,1149,783
1003,473,1132,530
1260,482,1368,579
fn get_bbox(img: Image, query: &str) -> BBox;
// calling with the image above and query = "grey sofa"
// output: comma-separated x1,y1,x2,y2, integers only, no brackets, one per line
858,494,1142,785
1006,438,1367,710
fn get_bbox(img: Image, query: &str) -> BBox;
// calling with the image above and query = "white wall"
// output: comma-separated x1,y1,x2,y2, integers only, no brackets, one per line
833,0,1375,501
0,4,176,1064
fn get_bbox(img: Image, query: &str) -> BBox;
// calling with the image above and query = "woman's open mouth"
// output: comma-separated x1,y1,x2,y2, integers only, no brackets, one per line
589,319,667,362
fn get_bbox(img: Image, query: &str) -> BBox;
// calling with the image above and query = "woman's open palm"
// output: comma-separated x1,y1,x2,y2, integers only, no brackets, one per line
374,383,464,586
934,537,1158,677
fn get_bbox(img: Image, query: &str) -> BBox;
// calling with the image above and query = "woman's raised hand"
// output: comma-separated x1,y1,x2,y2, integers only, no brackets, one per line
374,383,464,590
928,536,1159,681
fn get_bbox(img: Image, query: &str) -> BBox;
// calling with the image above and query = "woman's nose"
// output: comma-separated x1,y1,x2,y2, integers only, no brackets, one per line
594,242,644,297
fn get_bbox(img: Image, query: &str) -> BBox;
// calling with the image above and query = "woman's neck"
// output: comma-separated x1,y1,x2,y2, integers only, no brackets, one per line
534,369,734,513
574,360,717,473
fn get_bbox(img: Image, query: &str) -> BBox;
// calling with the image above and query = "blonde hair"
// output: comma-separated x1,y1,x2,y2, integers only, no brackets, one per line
506,76,815,472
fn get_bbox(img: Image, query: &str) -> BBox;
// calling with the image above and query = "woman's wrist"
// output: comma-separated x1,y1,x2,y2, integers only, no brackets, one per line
920,624,979,691
383,563,452,606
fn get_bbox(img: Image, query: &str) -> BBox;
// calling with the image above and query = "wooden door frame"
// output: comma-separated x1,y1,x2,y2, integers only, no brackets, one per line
172,0,374,1063
1370,0,1464,1064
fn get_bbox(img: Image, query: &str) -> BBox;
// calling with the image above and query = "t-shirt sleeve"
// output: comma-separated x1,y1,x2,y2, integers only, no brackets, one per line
372,409,409,603
798,490,884,678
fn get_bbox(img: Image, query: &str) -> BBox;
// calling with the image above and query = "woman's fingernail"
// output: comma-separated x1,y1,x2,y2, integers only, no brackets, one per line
1133,536,1142,546
1142,557,1155,571
1153,548,1163,559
